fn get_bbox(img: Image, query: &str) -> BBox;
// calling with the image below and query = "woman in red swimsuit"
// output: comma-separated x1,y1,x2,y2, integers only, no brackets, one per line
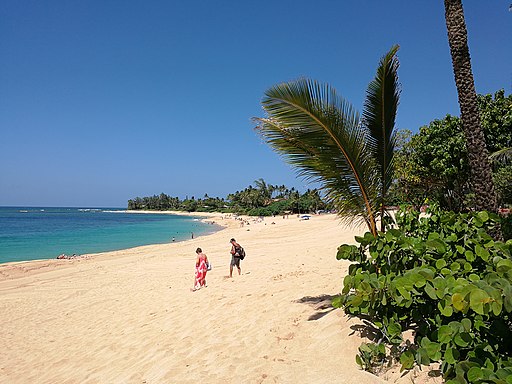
192,247,209,291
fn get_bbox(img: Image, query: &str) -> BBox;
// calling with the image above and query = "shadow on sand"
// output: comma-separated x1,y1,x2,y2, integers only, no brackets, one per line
294,294,337,321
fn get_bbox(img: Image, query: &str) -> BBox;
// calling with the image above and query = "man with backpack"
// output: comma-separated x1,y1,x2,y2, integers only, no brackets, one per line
229,238,245,278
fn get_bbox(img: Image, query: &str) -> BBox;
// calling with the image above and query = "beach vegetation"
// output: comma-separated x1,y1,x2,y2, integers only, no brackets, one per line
390,90,512,210
334,206,512,382
254,46,401,236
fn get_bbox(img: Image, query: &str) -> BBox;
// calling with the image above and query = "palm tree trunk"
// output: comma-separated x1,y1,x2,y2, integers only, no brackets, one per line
443,0,498,214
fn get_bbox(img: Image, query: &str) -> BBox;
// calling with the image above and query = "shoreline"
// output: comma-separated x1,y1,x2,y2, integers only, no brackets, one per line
0,211,263,281
0,210,228,270
0,213,437,383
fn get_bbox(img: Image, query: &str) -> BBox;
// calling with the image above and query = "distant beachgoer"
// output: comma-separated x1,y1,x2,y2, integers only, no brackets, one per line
56,254,79,260
191,232,194,239
229,238,243,278
192,247,208,291
172,237,175,242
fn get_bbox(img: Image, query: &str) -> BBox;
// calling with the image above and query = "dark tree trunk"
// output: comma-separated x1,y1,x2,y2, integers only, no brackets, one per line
443,0,499,214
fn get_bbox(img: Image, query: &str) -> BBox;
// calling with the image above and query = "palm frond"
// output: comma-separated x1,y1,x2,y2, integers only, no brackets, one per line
254,78,379,233
363,45,401,199
489,147,512,165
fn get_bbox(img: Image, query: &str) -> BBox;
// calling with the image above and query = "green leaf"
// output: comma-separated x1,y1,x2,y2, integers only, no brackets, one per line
433,278,447,299
444,348,459,365
497,259,512,273
452,293,467,311
475,245,490,261
468,274,480,282
337,244,358,260
454,332,472,347
461,318,471,332
400,350,415,371
446,233,458,242
477,211,489,223
359,343,372,353
504,285,512,312
416,347,430,365
465,250,475,262
332,295,343,308
427,239,447,254
470,289,489,315
387,321,402,337
438,325,453,344
355,354,363,367
467,366,483,382
354,235,365,244
438,300,453,317
450,262,461,271
492,300,502,315
435,259,447,270
424,341,441,361
424,283,437,300
397,285,412,301
349,295,364,307
484,240,495,249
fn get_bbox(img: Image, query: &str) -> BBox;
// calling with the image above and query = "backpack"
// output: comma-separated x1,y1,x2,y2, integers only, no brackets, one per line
236,245,246,260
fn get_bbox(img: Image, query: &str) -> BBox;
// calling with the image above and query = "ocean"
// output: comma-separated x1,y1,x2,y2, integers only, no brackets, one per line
0,207,222,264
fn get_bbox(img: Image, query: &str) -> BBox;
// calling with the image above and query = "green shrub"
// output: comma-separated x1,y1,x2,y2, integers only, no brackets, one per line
333,206,512,383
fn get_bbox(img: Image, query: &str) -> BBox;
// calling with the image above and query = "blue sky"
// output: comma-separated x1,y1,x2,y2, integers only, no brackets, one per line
1,1,511,207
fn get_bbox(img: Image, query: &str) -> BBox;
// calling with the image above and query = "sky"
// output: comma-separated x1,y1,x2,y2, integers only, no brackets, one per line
1,1,511,208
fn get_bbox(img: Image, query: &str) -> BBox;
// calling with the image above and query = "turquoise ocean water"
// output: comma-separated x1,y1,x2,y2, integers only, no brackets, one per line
0,207,222,264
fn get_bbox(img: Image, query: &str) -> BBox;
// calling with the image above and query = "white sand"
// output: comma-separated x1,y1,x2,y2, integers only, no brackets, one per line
0,213,439,383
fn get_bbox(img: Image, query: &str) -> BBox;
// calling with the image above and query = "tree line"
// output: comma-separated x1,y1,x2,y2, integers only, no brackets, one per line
127,178,328,216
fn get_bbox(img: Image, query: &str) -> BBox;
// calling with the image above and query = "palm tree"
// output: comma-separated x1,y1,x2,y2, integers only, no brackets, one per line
254,46,400,236
254,178,272,204
443,0,499,214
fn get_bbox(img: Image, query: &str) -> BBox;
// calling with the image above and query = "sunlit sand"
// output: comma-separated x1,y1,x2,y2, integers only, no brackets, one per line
0,213,438,383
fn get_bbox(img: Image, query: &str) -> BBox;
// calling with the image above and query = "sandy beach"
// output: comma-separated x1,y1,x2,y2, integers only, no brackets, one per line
0,213,436,384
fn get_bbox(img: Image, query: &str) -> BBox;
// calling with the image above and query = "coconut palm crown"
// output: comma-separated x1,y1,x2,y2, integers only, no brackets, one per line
254,46,400,236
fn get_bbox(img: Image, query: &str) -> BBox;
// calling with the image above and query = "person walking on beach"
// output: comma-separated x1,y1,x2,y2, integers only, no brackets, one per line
229,238,243,278
192,247,208,291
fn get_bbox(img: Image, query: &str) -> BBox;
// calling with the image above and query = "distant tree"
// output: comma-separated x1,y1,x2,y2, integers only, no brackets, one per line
181,198,198,212
388,129,428,207
254,178,273,205
410,116,469,211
